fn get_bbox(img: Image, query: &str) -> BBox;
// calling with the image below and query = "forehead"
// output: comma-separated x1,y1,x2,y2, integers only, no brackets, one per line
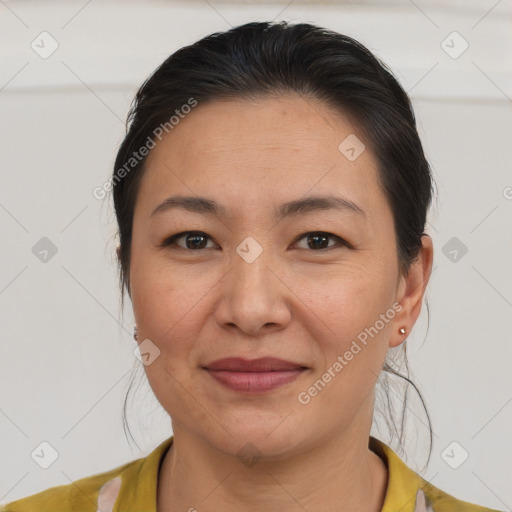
137,94,389,223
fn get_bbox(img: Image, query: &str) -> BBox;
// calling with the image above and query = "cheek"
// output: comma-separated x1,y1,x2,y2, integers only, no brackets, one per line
131,253,206,331
298,263,394,385
130,255,221,386
296,281,392,426
130,258,209,416
299,257,393,330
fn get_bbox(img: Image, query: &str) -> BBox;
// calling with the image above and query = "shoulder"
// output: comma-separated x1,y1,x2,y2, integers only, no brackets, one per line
369,437,504,512
0,462,130,512
0,436,174,512
417,482,503,512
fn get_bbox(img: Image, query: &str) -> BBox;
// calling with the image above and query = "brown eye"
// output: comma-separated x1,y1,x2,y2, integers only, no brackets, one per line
294,232,348,251
161,231,217,250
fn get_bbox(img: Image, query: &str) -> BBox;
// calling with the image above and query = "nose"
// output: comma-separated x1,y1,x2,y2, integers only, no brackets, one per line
214,251,291,336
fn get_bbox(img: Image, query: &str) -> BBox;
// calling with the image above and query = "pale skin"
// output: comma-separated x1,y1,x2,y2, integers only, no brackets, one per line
121,93,434,511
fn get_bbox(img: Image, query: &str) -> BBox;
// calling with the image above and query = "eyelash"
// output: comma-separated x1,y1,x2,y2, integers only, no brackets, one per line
159,231,351,252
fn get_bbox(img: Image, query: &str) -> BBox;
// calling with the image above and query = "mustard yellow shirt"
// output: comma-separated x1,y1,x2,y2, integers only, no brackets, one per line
0,436,502,512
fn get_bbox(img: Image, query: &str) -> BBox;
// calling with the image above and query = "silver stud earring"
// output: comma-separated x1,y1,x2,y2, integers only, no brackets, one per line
399,327,406,335
133,325,138,341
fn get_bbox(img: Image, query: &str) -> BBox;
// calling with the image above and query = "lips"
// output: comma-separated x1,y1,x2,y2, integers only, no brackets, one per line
203,357,307,372
202,357,309,393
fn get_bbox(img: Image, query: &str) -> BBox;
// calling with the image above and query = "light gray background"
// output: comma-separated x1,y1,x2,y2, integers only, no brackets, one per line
1,0,511,509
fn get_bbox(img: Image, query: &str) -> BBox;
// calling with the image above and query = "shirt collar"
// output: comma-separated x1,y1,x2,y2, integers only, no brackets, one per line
370,435,427,512
114,435,173,511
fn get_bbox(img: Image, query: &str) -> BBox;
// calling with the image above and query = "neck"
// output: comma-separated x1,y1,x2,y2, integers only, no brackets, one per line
157,421,388,512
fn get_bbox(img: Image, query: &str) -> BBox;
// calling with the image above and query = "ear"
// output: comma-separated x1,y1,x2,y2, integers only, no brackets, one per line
390,235,434,348
116,244,121,261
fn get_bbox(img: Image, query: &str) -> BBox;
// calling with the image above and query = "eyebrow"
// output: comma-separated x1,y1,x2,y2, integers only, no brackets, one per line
150,194,366,221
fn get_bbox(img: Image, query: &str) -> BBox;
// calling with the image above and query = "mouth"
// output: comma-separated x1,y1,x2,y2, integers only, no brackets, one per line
202,357,309,393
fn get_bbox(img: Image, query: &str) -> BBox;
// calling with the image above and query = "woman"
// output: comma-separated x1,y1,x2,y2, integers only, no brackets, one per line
2,21,502,512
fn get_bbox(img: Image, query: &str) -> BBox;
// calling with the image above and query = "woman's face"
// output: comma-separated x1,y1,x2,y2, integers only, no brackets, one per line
129,93,431,457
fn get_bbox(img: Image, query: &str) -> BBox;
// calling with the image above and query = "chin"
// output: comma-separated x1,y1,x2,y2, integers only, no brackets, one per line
202,418,307,462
